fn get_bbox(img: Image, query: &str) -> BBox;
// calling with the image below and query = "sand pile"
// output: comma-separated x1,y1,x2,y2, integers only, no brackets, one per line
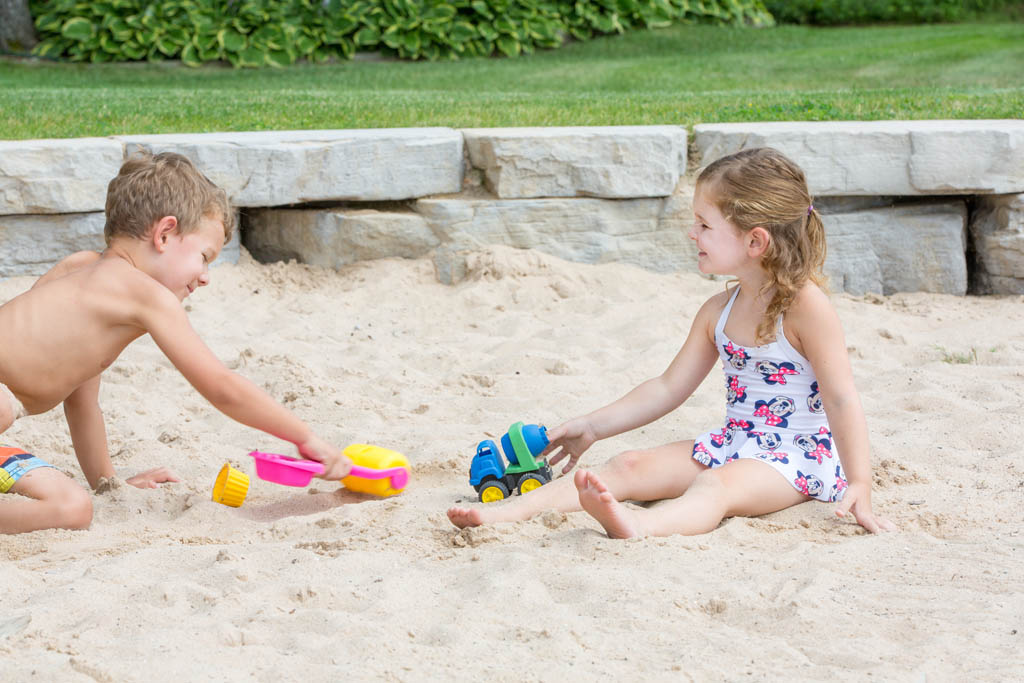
1,247,1021,680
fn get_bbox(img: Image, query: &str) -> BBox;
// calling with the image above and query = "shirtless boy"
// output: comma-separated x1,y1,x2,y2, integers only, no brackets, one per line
0,152,351,534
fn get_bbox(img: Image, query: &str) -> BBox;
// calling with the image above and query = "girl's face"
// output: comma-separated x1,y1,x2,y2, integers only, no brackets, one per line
688,185,750,276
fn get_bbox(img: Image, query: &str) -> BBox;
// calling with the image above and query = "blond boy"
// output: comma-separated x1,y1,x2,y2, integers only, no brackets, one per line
0,152,351,534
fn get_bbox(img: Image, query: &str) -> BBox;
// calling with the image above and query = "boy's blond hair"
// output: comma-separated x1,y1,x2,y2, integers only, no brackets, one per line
104,152,234,246
697,147,828,345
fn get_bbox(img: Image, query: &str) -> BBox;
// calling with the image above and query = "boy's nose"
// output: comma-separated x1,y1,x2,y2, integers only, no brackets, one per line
198,272,210,286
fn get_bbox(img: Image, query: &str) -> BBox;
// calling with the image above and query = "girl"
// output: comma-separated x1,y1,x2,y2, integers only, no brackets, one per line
448,147,895,538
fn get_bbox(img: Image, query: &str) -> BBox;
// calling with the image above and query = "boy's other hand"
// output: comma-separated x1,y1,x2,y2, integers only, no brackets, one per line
298,435,352,481
126,467,181,489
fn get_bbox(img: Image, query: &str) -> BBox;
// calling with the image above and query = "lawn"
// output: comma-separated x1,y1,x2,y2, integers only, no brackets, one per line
1,20,1022,139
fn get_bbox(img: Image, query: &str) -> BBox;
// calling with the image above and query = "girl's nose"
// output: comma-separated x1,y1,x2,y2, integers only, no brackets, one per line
198,271,210,287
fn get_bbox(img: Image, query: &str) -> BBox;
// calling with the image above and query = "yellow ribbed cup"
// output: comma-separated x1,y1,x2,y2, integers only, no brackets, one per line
212,463,249,507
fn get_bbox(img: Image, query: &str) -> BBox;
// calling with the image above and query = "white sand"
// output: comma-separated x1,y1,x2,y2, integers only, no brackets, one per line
1,247,1022,680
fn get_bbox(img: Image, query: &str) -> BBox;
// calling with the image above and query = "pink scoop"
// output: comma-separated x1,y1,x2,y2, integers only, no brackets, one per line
248,451,409,489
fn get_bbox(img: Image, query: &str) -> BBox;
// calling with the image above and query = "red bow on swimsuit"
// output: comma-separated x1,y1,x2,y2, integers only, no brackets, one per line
753,404,783,426
766,367,798,384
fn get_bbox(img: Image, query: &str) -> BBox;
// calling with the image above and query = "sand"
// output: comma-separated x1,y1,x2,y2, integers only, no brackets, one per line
1,246,1022,681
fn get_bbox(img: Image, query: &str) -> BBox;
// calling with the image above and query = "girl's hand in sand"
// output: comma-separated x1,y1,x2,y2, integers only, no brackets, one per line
543,418,599,475
298,435,352,481
125,467,181,489
834,481,896,533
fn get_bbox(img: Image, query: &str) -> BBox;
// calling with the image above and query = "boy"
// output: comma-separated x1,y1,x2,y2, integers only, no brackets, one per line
0,152,351,534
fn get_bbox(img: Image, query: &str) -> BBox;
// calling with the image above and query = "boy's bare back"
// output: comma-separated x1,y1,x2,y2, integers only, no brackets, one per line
0,252,159,415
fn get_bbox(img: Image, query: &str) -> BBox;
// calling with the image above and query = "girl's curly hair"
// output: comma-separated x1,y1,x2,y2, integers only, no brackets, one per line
697,147,827,344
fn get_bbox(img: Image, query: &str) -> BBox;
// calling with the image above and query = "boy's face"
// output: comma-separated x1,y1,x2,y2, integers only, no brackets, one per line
156,215,226,301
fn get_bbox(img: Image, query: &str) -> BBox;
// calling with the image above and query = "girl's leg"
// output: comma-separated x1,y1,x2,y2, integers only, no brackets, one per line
0,467,93,534
448,440,707,528
576,458,808,539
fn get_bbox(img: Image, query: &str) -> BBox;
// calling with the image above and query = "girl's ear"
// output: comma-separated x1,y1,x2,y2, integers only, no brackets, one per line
747,226,771,257
151,216,179,252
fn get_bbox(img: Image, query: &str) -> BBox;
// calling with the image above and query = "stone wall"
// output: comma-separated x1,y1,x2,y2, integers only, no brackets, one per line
2,121,1022,294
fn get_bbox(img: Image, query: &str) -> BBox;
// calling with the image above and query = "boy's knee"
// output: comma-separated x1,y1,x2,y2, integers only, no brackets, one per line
55,486,93,530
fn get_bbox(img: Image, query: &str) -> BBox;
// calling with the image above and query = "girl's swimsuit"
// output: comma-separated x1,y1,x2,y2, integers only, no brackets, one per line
692,287,848,502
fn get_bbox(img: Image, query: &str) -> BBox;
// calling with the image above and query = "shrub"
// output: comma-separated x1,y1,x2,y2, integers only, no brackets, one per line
761,0,1019,25
29,0,773,66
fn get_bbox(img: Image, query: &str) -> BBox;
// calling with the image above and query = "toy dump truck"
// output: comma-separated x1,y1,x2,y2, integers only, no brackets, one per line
469,422,553,503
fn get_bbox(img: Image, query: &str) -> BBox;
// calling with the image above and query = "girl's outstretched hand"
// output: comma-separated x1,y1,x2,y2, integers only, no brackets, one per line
543,418,599,475
834,481,897,533
298,435,352,481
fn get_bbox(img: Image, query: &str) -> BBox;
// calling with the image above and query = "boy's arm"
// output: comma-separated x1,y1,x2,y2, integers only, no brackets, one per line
64,376,180,490
64,376,113,489
136,286,350,479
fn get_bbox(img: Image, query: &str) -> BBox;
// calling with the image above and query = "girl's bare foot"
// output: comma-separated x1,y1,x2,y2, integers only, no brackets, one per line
447,506,487,529
446,503,525,528
574,469,640,539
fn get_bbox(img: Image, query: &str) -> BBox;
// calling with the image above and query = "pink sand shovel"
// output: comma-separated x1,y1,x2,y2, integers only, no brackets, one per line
248,446,409,497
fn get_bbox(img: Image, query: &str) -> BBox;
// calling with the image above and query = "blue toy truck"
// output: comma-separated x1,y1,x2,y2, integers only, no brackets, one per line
469,422,553,503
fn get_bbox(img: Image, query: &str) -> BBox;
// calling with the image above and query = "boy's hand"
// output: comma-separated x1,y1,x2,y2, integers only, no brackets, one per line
834,481,897,533
543,417,599,475
126,467,181,489
298,435,352,481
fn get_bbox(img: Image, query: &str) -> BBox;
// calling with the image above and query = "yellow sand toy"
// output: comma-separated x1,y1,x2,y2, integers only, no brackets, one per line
213,444,410,507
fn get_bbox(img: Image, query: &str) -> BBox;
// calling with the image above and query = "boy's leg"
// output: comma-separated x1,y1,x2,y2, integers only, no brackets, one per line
577,458,808,539
0,463,93,535
448,440,707,528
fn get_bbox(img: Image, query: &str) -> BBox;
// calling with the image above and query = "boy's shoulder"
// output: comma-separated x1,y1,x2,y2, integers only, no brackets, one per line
37,251,176,309
33,250,102,288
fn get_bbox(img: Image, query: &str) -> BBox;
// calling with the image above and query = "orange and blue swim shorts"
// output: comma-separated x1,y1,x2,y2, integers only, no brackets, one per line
0,446,54,494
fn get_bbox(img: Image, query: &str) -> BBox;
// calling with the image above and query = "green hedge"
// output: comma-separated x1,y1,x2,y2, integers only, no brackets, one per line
762,0,1016,25
29,0,773,66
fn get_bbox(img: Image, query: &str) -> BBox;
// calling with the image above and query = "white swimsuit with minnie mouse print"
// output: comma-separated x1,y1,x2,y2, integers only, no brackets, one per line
691,287,848,503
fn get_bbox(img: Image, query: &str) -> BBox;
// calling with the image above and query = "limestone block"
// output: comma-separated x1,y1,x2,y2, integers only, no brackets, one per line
694,121,1024,196
117,129,463,207
0,212,105,277
823,201,967,295
0,138,123,215
416,196,697,283
463,126,687,199
970,194,1024,295
0,211,240,279
245,208,439,268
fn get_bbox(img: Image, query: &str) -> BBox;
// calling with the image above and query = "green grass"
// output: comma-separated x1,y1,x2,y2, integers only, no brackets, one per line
1,21,1022,139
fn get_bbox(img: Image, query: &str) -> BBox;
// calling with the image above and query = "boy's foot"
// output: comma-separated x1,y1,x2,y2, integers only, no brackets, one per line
575,469,640,539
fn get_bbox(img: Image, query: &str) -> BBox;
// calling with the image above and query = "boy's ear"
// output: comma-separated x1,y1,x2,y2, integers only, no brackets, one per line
151,216,179,252
747,227,771,257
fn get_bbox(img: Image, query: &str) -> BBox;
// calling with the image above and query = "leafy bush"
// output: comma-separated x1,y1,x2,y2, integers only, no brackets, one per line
29,0,773,66
761,0,1018,25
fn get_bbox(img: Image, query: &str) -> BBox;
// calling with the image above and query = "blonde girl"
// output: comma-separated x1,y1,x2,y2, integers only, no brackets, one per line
448,147,895,538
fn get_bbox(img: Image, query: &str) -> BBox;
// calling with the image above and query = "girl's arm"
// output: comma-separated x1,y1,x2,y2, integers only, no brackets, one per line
788,286,895,533
545,294,722,473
